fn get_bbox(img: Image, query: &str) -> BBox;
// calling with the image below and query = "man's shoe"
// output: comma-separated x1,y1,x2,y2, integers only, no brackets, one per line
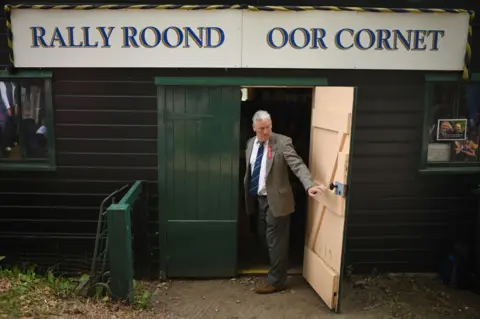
254,284,285,294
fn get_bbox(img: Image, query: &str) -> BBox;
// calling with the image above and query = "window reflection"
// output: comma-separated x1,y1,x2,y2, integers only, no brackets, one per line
0,80,48,160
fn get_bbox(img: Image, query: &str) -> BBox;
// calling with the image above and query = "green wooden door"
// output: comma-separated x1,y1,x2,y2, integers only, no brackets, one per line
158,85,240,278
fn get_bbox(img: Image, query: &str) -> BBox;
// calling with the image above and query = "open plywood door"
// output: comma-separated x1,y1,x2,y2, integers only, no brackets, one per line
303,86,356,312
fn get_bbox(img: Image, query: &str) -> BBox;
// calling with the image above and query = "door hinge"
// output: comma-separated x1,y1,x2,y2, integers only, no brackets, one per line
329,181,348,198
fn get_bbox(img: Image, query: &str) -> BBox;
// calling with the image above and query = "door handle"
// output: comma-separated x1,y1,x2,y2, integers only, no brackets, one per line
329,181,348,198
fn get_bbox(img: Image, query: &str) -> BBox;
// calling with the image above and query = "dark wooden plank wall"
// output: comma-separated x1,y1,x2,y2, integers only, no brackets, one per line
329,71,479,273
0,4,159,274
0,67,160,274
0,0,479,275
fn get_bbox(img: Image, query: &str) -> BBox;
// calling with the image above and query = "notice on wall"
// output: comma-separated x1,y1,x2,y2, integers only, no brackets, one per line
427,143,451,162
436,119,468,141
9,8,470,69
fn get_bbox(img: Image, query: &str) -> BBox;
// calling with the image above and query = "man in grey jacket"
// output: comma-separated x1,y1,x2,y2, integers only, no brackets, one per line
244,110,327,294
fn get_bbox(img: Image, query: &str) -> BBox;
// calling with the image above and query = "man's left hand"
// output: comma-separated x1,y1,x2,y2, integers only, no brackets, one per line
307,185,328,198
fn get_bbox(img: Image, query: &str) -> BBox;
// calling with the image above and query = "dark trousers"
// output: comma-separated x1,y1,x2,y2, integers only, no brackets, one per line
0,121,5,157
23,119,43,158
0,116,15,157
257,195,290,287
0,116,15,148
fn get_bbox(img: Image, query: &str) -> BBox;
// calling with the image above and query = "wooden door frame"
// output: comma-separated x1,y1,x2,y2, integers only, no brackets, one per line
340,88,357,312
155,76,357,294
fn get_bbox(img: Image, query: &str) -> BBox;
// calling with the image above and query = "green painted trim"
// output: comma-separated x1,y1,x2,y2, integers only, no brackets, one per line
228,88,241,276
0,162,54,171
157,86,168,279
118,180,143,206
0,70,52,78
106,203,134,303
337,87,358,313
424,73,461,82
44,79,56,169
471,73,480,81
419,167,480,175
424,72,480,82
419,82,433,169
426,161,480,167
155,77,328,86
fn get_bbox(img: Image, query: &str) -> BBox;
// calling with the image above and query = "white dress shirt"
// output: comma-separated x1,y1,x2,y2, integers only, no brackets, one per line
0,81,15,109
36,125,47,135
250,138,269,196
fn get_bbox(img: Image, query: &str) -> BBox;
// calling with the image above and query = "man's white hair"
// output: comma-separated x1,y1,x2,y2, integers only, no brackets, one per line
252,110,271,124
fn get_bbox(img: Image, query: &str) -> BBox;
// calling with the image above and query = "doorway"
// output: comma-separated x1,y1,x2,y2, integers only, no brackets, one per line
235,84,357,313
156,77,356,313
237,87,313,274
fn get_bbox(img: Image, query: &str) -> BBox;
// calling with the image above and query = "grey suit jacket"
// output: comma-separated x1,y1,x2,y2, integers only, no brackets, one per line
244,133,314,217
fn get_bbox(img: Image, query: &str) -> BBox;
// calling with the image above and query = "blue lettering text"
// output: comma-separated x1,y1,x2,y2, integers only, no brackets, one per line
121,26,224,48
30,26,116,48
30,26,48,48
333,28,445,51
28,25,446,53
267,27,327,49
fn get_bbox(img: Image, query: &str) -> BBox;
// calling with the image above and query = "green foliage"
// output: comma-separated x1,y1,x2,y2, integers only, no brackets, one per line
132,280,153,309
0,265,154,318
0,265,77,317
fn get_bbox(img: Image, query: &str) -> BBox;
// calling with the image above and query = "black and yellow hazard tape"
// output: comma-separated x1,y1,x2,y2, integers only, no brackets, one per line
3,4,476,79
247,6,470,13
6,4,246,10
465,12,476,80
4,5,14,73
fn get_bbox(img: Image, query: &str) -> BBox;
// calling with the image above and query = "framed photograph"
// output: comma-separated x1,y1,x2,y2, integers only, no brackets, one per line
436,119,468,141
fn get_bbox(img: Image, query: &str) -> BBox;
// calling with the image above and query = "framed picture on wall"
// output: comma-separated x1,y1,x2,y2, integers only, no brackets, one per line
436,119,468,141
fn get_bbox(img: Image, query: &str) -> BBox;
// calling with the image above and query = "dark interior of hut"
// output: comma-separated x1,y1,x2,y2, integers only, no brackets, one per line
237,87,313,272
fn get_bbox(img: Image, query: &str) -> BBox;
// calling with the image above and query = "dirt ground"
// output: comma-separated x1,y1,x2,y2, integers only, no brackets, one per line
150,274,480,319
2,271,480,318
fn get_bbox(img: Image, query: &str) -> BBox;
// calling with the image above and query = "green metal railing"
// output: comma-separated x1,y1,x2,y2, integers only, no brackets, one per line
106,180,145,303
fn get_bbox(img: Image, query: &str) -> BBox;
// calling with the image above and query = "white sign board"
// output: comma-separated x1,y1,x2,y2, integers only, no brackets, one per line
10,8,470,70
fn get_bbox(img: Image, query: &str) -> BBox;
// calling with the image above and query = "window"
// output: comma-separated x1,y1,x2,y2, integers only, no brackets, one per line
0,70,55,170
420,73,480,173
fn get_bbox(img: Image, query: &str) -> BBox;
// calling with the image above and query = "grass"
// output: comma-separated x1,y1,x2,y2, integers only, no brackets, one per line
0,260,162,319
